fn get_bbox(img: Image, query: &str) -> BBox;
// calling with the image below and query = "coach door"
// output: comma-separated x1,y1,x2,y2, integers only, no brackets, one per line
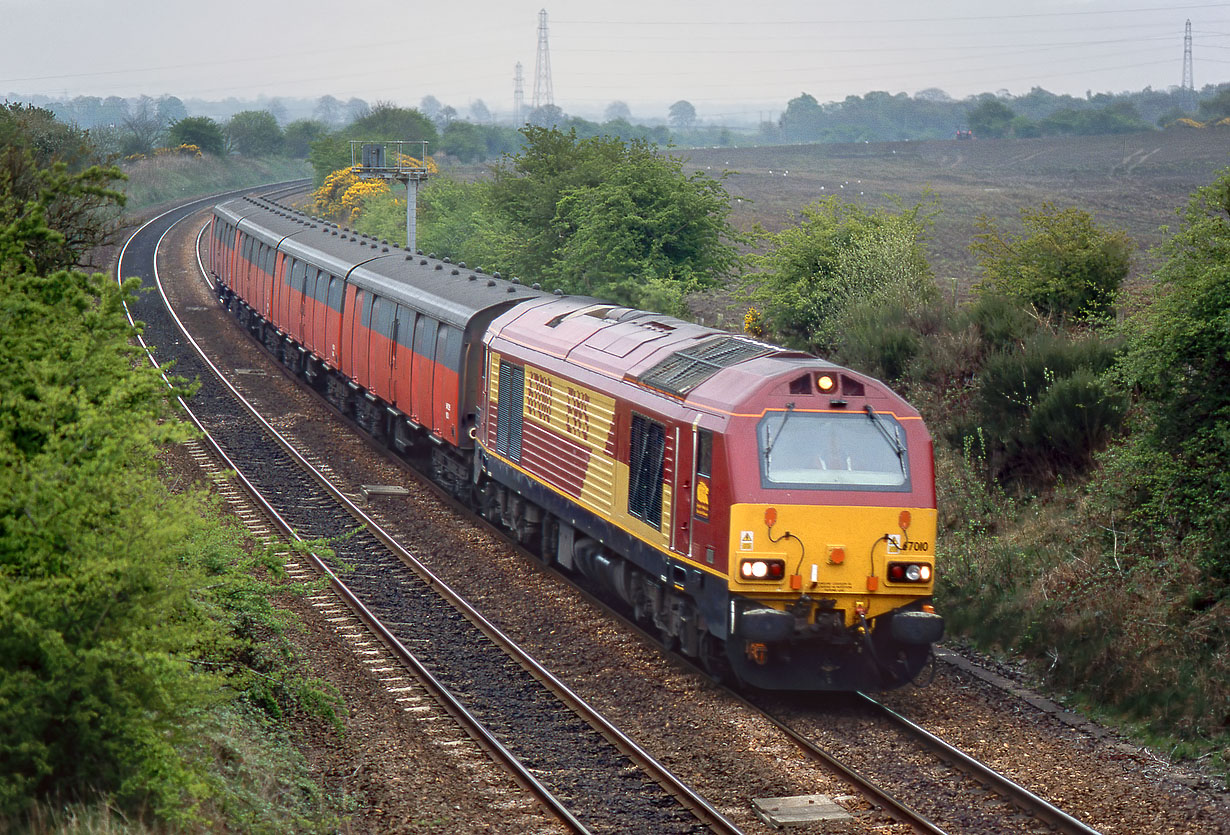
411,316,437,426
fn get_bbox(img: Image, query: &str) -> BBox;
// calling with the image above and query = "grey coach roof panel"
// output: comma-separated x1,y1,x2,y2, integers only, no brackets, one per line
217,195,551,330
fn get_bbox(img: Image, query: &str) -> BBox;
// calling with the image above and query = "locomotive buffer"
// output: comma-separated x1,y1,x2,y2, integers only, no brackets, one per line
351,140,430,251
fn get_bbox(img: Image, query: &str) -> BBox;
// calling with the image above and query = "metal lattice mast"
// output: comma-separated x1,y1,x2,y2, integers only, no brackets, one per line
1181,19,1195,90
514,62,525,125
532,9,553,110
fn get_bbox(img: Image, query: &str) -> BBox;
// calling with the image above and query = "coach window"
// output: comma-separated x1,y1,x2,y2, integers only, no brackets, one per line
328,275,345,313
288,258,304,291
373,295,396,340
629,413,666,530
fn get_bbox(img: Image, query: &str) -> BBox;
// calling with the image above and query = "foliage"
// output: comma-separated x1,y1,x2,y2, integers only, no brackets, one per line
1100,167,1230,582
312,168,358,221
967,97,1016,138
120,155,309,213
961,331,1126,481
1037,101,1150,136
971,203,1132,322
743,196,937,354
0,121,338,828
0,104,126,274
668,100,697,130
225,110,283,157
168,116,226,156
476,127,740,312
281,119,330,159
358,176,490,256
306,104,438,184
439,119,486,162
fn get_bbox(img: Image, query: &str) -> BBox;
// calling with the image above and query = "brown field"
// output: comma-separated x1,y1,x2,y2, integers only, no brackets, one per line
680,128,1230,296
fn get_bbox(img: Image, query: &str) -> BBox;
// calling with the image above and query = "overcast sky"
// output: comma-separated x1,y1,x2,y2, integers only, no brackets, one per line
3,0,1227,121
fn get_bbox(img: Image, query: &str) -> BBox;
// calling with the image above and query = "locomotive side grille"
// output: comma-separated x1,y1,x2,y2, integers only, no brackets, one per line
638,336,773,396
628,413,665,529
496,360,525,461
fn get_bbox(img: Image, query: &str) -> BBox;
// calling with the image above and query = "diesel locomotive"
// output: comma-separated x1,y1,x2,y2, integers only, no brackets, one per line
207,194,944,690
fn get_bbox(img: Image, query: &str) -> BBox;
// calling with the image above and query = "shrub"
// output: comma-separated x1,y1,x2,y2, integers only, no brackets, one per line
972,204,1132,323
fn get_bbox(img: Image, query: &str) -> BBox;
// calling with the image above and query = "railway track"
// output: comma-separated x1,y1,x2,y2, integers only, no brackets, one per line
119,188,1226,835
119,187,740,834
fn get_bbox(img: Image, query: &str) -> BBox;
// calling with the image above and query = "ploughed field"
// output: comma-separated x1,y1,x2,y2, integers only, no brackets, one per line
681,128,1230,295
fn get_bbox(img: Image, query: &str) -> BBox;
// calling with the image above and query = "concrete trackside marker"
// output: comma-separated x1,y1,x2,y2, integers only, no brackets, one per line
752,794,852,826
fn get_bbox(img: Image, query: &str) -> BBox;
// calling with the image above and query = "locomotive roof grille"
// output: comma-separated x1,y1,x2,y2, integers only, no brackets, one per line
638,335,774,396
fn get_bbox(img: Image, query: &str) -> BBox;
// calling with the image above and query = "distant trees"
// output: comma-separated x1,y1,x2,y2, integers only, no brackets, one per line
605,100,632,122
469,99,493,124
281,118,330,159
440,120,486,162
779,93,825,142
967,97,1016,138
668,100,697,130
225,110,283,156
527,104,565,127
167,115,225,156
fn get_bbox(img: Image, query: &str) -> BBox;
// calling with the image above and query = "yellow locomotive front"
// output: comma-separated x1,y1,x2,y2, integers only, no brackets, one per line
710,368,943,690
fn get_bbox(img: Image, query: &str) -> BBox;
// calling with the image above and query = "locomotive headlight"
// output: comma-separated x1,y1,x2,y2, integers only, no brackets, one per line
740,559,786,581
887,562,933,584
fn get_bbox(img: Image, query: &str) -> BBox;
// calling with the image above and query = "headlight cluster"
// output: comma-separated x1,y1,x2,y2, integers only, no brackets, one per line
739,559,786,581
887,561,933,584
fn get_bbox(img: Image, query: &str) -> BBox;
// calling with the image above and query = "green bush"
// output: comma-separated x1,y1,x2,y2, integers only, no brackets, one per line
1104,168,1230,583
971,204,1132,322
744,195,938,354
966,331,1123,482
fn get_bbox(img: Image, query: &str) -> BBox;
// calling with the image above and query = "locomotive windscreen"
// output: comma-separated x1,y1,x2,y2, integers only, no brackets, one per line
757,410,910,490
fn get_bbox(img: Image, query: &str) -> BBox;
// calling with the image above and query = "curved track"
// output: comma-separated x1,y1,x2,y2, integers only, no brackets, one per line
117,186,741,835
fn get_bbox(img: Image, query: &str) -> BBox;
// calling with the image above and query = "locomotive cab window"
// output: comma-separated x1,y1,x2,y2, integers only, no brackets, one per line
758,410,909,490
695,429,713,478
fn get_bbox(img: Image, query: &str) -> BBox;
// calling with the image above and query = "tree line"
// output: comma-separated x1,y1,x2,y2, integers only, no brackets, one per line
27,80,1230,167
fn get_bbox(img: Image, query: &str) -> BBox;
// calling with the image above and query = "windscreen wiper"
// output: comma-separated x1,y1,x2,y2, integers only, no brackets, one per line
763,402,795,466
864,404,907,472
